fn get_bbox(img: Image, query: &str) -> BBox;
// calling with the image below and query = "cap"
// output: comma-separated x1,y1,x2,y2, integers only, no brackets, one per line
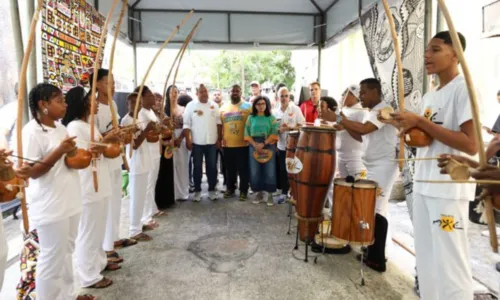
347,84,360,99
250,81,260,87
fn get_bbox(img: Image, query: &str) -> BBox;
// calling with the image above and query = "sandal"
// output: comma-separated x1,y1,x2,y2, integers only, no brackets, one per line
104,262,121,271
77,295,97,300
77,294,97,300
106,251,124,263
114,238,138,249
87,277,113,289
131,232,152,242
142,224,155,231
153,210,168,217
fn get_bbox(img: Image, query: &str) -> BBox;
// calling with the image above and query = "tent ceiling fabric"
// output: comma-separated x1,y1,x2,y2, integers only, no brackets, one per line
93,0,377,49
131,0,334,13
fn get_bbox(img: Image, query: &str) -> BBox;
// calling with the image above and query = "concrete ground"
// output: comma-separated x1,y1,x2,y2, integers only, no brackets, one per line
1,178,499,299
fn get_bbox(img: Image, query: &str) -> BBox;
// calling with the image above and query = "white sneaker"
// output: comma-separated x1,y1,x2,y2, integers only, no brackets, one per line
193,192,201,202
252,192,264,204
209,190,218,201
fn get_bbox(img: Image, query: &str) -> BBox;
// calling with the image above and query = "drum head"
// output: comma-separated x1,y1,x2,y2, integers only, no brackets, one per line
300,125,336,133
289,131,300,137
353,179,377,189
334,178,352,187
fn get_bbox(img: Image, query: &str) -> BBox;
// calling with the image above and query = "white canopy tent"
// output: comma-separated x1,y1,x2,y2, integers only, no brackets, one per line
90,0,378,50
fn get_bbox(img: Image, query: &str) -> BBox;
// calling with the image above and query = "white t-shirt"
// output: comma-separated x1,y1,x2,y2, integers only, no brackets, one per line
183,99,221,145
22,120,82,227
273,103,305,151
95,100,122,171
120,114,151,175
337,103,366,158
361,101,398,164
138,108,161,160
67,120,112,203
414,75,476,201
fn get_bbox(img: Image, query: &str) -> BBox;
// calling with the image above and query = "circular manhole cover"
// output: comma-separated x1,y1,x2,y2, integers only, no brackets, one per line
188,231,259,272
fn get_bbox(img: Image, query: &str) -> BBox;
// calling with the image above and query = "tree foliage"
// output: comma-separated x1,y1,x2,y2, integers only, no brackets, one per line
209,50,295,93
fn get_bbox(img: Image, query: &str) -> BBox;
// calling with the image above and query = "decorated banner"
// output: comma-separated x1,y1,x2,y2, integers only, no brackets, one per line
360,0,426,220
41,0,106,92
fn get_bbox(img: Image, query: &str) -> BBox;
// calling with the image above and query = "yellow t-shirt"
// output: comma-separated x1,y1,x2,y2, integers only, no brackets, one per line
220,101,253,147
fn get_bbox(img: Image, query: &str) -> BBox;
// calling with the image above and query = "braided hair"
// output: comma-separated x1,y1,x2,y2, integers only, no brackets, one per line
28,83,62,132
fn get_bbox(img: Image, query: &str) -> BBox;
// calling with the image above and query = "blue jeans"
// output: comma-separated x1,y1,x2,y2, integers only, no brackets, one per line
248,137,277,193
192,144,217,192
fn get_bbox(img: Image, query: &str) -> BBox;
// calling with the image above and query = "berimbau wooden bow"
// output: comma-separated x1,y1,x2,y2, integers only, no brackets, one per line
130,10,194,158
161,18,202,121
16,0,44,234
107,0,129,171
90,0,120,192
159,18,202,158
381,0,405,171
437,0,498,253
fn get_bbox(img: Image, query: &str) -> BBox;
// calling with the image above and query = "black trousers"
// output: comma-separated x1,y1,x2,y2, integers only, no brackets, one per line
275,148,281,190
278,149,289,195
223,146,249,194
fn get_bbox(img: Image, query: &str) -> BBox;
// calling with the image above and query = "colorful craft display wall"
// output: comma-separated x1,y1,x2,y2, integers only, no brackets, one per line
40,0,106,92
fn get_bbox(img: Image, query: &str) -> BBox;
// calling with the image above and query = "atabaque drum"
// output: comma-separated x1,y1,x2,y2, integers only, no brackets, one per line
294,126,336,242
331,178,377,245
285,131,300,201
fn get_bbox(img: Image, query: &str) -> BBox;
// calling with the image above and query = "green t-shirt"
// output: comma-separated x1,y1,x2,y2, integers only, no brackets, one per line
244,114,279,141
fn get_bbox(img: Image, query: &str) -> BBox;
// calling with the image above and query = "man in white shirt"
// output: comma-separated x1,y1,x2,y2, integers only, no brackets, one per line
336,85,367,179
273,86,305,203
322,78,399,272
182,84,222,201
392,31,476,299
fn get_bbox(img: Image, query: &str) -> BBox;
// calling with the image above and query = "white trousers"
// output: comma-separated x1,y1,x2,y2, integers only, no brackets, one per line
413,194,473,300
173,132,191,200
76,199,108,287
327,156,365,208
36,213,80,300
0,219,7,292
130,173,148,237
103,169,123,251
142,157,160,223
365,160,399,257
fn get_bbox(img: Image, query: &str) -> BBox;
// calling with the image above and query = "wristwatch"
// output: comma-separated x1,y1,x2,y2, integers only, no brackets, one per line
336,112,343,124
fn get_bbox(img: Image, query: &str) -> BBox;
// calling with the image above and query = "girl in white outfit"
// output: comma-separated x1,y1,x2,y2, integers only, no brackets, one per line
22,83,95,300
121,93,156,241
171,88,193,201
91,69,137,263
63,86,120,289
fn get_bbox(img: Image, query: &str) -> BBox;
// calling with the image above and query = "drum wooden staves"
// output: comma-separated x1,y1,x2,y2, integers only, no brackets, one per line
294,126,336,242
286,130,300,200
331,178,377,245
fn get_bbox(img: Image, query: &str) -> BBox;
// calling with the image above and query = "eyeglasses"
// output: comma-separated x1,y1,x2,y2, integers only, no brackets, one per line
256,102,266,106
280,95,289,98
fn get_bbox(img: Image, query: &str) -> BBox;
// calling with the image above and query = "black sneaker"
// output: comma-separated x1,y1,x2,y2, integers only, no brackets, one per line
356,254,386,273
224,190,235,198
239,192,248,201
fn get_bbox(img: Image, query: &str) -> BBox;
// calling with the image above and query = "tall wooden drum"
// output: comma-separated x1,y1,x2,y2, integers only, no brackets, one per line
286,131,300,201
293,126,336,242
